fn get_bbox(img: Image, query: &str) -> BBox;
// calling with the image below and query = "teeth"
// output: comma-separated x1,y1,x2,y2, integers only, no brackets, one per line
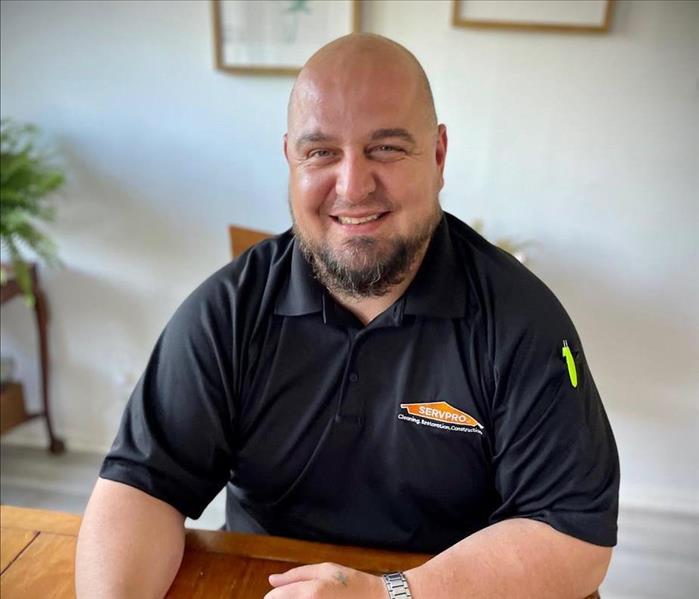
337,214,382,225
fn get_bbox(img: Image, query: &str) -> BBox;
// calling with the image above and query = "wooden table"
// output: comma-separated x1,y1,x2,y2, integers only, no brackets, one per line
1,505,602,598
0,505,431,598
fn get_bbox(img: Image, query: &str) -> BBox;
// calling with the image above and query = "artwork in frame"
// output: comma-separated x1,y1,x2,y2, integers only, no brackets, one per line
452,0,614,34
212,0,361,75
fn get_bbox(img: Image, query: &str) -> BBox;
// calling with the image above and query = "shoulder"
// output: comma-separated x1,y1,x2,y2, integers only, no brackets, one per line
445,213,577,348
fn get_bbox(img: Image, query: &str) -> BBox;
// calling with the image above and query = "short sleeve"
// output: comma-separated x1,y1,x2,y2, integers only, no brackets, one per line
100,274,236,519
489,285,619,547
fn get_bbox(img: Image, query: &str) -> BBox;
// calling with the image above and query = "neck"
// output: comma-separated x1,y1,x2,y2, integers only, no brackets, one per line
328,241,430,326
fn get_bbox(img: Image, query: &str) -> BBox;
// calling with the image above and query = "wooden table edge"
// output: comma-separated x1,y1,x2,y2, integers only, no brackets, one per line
184,529,432,571
1,505,81,536
2,505,431,572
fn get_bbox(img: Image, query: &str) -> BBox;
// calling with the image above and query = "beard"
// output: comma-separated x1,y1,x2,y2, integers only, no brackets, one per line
292,202,442,299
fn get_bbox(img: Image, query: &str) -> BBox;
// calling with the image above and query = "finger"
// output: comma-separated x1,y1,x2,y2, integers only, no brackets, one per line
268,562,338,587
264,580,317,598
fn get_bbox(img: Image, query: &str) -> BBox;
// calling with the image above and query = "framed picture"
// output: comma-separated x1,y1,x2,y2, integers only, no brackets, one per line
212,0,361,75
452,0,614,34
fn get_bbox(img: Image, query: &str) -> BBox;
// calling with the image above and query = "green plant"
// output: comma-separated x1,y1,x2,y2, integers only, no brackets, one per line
1,119,64,305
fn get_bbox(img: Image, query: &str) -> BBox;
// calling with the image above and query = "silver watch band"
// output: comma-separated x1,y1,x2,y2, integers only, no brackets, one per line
382,571,412,599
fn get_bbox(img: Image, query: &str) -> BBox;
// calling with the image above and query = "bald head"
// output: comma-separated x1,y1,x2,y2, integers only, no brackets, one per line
284,34,448,302
287,34,437,132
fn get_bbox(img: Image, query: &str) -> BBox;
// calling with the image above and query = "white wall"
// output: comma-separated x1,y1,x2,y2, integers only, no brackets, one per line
1,0,697,518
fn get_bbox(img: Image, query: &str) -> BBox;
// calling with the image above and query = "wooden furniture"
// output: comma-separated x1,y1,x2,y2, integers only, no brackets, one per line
0,505,601,598
0,384,28,435
0,505,430,598
0,263,64,453
228,225,272,258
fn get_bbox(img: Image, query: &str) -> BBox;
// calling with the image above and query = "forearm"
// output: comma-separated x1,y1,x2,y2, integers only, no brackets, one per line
404,518,611,599
75,478,186,599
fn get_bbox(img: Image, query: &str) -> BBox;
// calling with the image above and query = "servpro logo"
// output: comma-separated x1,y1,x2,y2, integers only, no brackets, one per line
398,401,484,435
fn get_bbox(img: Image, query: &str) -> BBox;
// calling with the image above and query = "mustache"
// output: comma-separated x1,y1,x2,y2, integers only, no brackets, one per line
326,198,395,215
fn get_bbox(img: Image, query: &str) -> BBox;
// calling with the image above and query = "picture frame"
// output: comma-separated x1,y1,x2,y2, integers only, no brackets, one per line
452,0,614,34
211,0,361,76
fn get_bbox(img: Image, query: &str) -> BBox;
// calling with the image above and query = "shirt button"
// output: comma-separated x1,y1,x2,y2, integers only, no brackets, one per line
348,372,359,383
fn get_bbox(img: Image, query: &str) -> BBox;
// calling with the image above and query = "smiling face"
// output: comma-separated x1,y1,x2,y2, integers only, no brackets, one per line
285,35,447,298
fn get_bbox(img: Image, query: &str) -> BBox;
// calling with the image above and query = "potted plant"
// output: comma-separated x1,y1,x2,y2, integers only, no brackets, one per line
0,119,65,305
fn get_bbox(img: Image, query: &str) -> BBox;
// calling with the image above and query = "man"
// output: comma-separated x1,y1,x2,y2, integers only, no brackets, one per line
76,34,619,598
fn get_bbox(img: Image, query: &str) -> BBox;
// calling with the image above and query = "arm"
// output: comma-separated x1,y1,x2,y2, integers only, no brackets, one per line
266,518,610,598
75,478,186,599
80,271,238,597
405,517,611,598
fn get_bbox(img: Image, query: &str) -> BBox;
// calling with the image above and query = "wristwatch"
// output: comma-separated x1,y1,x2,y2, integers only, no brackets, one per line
382,571,412,599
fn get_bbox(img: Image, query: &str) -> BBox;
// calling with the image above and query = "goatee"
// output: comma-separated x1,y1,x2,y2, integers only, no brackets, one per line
294,207,442,299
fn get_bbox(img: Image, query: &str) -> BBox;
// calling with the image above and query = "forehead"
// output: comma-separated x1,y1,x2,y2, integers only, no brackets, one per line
289,63,427,139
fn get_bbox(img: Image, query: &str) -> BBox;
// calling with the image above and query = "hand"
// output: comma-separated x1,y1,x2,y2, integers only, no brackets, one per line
264,562,386,598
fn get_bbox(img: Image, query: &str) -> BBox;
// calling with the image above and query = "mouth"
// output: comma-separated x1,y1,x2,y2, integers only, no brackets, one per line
331,212,390,228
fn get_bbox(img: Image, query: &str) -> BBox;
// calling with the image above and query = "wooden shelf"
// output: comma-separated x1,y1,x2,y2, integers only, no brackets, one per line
1,263,65,453
0,382,38,435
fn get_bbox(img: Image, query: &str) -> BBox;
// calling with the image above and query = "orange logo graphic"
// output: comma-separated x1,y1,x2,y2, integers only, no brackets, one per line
399,401,483,429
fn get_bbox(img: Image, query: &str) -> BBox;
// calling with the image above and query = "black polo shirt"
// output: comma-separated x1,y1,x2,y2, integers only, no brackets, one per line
101,212,619,553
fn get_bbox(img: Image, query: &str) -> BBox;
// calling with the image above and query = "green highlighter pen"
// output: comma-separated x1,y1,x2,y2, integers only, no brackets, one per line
562,340,578,388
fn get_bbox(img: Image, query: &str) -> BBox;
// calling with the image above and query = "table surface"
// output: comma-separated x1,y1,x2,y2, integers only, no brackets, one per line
0,505,431,598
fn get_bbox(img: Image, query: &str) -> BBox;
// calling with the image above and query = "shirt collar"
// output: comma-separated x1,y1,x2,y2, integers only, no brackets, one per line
274,239,323,316
403,213,467,319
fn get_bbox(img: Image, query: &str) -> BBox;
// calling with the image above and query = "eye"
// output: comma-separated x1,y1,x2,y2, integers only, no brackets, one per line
308,149,335,159
369,145,406,160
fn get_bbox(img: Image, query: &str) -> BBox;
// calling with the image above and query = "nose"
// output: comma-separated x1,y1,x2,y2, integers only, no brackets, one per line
335,151,376,203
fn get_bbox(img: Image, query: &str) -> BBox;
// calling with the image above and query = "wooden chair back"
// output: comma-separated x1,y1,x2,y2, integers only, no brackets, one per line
228,225,272,259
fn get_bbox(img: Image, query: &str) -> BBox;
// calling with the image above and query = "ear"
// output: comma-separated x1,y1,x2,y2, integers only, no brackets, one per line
435,124,448,188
